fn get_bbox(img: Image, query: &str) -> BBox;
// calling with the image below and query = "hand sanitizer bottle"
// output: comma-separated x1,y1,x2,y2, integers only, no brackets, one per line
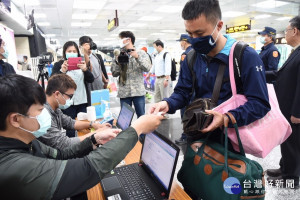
101,100,114,125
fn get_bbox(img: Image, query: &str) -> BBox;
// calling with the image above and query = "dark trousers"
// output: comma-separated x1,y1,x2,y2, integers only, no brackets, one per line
280,124,300,178
62,103,88,138
120,96,145,118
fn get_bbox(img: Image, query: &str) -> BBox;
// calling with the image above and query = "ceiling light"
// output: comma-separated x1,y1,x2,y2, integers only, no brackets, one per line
25,0,40,6
139,16,163,21
86,34,98,36
151,33,166,36
38,22,50,26
254,14,271,19
137,38,147,40
223,11,246,18
110,34,118,37
72,14,97,20
104,38,115,40
69,38,79,41
276,16,291,21
71,22,92,27
251,0,289,8
34,13,46,18
155,6,183,13
161,30,177,33
127,23,147,28
73,0,106,10
45,34,56,37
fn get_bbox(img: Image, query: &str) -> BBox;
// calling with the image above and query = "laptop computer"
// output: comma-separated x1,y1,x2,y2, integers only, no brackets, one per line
100,131,180,200
113,102,135,130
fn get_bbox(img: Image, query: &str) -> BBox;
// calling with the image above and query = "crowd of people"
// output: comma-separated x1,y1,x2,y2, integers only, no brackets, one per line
0,0,300,199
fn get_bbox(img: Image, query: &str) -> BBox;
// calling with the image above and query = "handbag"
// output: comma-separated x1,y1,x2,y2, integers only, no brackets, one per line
213,42,292,158
178,114,266,200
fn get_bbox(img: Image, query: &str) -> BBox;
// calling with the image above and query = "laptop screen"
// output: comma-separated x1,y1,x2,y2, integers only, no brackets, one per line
141,132,178,190
117,103,134,130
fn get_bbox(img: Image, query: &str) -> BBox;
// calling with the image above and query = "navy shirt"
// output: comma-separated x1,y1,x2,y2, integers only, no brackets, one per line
259,42,280,71
180,46,193,67
164,35,270,127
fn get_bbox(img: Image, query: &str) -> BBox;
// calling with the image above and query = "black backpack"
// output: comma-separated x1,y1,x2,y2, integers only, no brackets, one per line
163,52,177,81
186,41,248,95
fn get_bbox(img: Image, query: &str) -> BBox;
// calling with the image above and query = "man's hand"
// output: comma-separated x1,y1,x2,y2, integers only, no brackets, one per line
163,79,169,88
148,101,169,115
128,49,139,59
94,128,121,145
201,110,224,133
92,122,112,131
131,114,163,135
146,73,151,81
291,115,300,124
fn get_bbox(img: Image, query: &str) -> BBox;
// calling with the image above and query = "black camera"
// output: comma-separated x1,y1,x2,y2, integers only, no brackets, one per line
38,52,53,68
117,49,134,64
90,41,97,50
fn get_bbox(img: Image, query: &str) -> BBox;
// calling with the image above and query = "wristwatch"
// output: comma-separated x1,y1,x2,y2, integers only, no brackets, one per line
90,134,97,145
89,121,94,128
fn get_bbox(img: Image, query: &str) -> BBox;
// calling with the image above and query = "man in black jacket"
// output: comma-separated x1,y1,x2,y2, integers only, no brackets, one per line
0,37,15,76
0,74,163,199
266,16,300,189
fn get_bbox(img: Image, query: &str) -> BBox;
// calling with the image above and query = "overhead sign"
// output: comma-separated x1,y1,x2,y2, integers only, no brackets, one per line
107,18,119,32
276,37,287,44
107,10,119,32
226,24,251,34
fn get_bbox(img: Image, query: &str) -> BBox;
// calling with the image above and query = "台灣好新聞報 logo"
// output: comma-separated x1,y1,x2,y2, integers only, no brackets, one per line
223,177,242,194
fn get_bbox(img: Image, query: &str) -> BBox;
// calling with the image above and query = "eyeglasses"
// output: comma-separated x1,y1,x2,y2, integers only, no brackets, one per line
60,92,73,99
285,28,294,34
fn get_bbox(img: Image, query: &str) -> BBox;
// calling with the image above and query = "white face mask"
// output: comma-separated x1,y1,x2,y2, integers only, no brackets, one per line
119,38,129,48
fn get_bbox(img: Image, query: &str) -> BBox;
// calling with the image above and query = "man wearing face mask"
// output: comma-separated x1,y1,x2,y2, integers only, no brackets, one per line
0,37,15,76
258,26,280,83
0,74,163,199
148,0,270,182
38,74,112,150
111,31,152,118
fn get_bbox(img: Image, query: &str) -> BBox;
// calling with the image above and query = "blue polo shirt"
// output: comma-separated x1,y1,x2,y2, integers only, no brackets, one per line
164,35,270,127
259,42,280,71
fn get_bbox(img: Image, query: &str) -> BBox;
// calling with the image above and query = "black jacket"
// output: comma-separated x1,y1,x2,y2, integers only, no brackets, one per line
52,60,94,106
0,60,16,76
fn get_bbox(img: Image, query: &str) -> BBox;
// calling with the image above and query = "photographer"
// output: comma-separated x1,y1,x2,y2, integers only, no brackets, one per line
79,36,108,90
0,37,15,77
111,31,152,118
52,41,94,138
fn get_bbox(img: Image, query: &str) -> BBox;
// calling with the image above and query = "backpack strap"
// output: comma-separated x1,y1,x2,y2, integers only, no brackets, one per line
211,63,226,106
233,41,248,94
186,49,197,96
163,52,168,60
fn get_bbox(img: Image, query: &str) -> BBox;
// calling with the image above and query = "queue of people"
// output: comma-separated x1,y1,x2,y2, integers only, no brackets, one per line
0,0,300,199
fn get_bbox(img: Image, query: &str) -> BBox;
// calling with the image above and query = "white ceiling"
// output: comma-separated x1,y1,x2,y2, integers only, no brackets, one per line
6,0,300,48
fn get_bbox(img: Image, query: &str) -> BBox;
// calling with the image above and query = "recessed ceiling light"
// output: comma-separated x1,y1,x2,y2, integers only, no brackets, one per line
161,30,177,33
136,38,147,40
38,22,50,26
72,14,97,20
45,34,56,37
104,38,115,40
34,13,46,18
86,34,98,37
251,0,289,8
127,23,147,28
276,16,291,21
69,38,79,41
151,33,166,36
139,16,163,21
26,0,40,6
254,14,271,19
71,22,92,27
110,34,118,37
223,11,246,18
155,6,183,13
73,0,106,10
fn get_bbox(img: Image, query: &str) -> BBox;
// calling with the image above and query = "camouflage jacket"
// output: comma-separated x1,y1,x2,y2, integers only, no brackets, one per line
111,50,151,98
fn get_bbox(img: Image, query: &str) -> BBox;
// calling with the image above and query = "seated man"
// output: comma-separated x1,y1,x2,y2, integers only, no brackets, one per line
0,74,163,199
38,74,111,149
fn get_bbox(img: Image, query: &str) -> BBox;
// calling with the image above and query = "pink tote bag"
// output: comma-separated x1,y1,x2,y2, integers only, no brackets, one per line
213,42,292,158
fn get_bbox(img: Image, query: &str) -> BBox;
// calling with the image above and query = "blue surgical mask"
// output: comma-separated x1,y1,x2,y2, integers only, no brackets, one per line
57,92,73,110
66,52,78,59
18,108,51,138
260,37,266,44
190,22,220,54
1,45,9,59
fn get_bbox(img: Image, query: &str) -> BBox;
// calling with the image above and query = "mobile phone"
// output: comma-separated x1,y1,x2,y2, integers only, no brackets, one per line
68,57,82,71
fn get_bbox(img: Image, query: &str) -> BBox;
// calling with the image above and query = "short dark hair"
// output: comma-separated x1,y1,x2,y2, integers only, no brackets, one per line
119,31,135,45
289,16,300,31
79,36,93,46
0,74,46,131
182,0,221,24
62,41,81,60
45,74,77,96
23,56,28,60
153,40,164,48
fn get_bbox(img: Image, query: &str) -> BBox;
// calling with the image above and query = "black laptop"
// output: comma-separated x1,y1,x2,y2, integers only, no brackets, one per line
100,131,180,200
113,102,135,130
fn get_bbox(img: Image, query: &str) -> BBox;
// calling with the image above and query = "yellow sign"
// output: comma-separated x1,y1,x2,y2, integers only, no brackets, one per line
226,24,251,34
107,18,119,32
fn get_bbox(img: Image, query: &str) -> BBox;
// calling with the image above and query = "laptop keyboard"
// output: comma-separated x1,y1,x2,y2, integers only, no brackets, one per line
114,165,157,200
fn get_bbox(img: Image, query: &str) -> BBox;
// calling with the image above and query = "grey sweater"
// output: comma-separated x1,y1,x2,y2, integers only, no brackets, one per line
38,103,80,149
